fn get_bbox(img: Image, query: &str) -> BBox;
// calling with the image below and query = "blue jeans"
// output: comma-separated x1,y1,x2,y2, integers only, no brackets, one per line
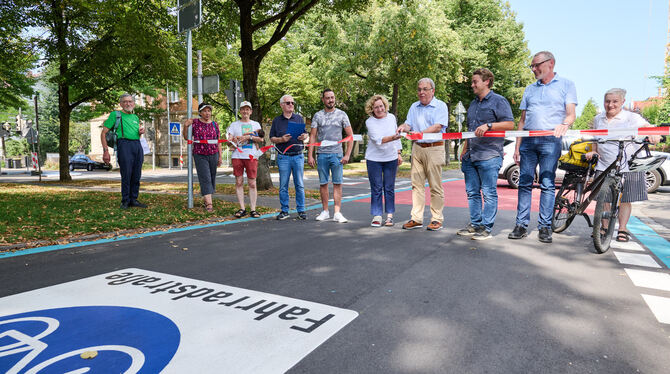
461,156,502,232
317,153,343,184
516,136,562,229
277,153,305,213
117,139,143,205
366,159,398,216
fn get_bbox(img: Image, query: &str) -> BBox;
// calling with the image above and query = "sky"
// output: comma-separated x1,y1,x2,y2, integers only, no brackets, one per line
506,0,668,115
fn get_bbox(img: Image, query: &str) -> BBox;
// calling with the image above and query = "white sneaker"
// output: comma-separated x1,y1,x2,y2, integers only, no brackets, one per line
333,212,348,223
315,210,330,221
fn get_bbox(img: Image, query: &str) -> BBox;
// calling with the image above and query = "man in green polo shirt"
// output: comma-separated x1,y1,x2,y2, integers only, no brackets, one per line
101,93,147,209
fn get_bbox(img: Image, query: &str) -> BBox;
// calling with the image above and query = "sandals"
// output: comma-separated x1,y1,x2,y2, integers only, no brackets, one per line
234,209,247,218
385,217,394,226
616,230,631,242
250,210,261,218
206,204,214,212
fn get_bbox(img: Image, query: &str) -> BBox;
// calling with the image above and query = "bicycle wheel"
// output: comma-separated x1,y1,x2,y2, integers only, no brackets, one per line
592,177,620,253
552,177,580,233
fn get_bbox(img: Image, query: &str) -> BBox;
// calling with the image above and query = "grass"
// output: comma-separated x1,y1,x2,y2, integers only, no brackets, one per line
0,183,274,248
41,180,321,199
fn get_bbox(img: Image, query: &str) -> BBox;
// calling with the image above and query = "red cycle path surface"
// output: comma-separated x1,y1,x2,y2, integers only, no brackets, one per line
361,179,595,214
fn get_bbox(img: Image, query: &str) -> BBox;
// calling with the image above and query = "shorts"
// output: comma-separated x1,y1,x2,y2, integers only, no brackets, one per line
232,158,258,179
317,153,343,185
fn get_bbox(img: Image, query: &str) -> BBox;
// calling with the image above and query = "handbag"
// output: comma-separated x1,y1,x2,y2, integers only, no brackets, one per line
105,111,124,149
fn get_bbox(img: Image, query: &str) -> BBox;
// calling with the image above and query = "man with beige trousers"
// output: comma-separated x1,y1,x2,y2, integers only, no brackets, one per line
397,78,449,231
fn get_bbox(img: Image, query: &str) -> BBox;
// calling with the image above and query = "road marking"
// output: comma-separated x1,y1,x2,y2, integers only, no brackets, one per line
624,268,670,291
0,268,358,373
641,294,670,324
628,216,670,268
613,252,661,268
610,240,645,251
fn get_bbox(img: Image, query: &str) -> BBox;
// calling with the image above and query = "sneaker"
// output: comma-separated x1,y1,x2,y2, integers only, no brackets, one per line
472,231,492,240
297,212,307,220
457,224,483,236
276,211,290,220
130,200,147,208
508,225,528,239
426,221,442,231
402,220,423,230
371,215,382,227
315,210,330,221
333,212,348,223
538,227,553,243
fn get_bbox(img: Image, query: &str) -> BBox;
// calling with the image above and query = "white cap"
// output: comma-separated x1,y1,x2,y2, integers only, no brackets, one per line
239,101,252,109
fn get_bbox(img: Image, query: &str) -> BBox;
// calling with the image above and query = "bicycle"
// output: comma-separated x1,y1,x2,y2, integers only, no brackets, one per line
551,137,666,253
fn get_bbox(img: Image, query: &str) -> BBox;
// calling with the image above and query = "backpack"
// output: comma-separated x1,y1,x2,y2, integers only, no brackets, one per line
105,111,124,149
559,138,593,170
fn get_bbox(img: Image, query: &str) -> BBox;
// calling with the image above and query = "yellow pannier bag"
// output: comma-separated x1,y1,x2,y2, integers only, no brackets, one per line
559,139,594,170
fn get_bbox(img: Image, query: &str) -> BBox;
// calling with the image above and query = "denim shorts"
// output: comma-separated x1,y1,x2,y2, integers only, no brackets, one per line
317,153,343,184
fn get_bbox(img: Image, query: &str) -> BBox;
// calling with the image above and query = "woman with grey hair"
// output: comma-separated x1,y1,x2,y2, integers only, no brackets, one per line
364,94,403,226
585,88,661,242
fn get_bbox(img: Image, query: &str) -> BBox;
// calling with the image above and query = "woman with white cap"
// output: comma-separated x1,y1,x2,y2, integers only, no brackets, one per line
227,100,264,218
184,102,223,212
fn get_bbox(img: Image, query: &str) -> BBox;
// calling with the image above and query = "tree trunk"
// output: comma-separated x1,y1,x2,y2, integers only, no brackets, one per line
54,2,72,182
58,81,72,182
239,2,273,190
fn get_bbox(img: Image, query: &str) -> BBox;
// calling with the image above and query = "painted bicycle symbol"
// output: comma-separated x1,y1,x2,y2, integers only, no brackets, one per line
0,306,180,374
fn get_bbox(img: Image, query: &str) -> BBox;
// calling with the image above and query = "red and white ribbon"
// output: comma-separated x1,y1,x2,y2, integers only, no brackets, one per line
402,126,670,140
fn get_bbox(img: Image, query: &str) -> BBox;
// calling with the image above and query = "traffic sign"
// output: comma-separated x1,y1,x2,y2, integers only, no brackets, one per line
178,0,201,33
24,128,38,144
192,74,220,94
169,122,181,136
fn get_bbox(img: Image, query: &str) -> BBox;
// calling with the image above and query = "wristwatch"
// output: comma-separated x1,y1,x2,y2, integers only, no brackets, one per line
486,123,493,131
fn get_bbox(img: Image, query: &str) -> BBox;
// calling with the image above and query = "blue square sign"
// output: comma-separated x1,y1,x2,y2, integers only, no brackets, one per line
169,122,181,136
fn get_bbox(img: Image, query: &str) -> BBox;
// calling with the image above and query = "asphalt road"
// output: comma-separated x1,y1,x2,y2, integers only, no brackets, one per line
1,170,669,373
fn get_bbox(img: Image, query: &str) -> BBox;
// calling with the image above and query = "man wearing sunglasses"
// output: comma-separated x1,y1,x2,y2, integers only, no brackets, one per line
508,51,577,243
270,95,309,220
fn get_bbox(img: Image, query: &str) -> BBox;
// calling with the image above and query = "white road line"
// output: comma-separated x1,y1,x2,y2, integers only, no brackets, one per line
610,240,645,251
625,269,670,291
641,294,670,324
613,252,661,268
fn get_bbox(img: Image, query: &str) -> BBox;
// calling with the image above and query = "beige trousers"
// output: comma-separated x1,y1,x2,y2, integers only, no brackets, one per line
410,143,445,223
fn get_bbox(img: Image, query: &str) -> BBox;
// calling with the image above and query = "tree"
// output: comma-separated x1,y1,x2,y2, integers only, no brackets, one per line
204,0,369,190
443,0,534,124
0,2,36,109
14,0,181,181
573,98,598,130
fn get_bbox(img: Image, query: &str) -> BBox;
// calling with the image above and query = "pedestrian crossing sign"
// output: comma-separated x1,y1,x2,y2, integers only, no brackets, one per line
169,122,181,136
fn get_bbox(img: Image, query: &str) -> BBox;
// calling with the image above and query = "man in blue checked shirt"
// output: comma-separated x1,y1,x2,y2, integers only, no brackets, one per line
458,68,515,241
508,51,577,243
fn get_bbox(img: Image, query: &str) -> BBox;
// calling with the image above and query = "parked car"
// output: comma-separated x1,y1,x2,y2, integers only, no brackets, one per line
69,154,111,171
498,137,670,193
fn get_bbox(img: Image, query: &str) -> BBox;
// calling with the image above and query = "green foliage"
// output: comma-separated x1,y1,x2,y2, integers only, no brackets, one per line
443,0,534,124
5,138,30,157
0,2,37,108
641,103,660,124
573,98,598,130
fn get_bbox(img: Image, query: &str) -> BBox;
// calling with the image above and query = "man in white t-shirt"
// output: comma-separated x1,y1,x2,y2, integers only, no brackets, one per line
227,101,264,218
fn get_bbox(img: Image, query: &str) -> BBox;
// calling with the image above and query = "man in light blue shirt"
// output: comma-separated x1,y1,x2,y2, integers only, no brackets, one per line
509,51,577,243
397,78,449,231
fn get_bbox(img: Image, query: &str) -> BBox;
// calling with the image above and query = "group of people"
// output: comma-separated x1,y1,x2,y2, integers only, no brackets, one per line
101,50,659,244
